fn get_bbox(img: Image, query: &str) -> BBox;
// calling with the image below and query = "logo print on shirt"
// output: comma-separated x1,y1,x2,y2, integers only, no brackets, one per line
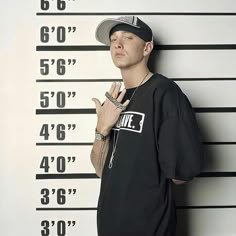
113,111,145,133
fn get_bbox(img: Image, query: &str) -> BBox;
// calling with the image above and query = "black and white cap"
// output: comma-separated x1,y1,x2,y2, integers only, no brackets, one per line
95,16,153,46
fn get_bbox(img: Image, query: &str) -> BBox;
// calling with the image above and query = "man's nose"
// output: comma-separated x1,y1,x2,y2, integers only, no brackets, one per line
114,39,123,49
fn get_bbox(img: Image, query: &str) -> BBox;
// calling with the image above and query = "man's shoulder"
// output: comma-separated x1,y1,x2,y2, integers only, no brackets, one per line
150,73,187,104
151,73,177,91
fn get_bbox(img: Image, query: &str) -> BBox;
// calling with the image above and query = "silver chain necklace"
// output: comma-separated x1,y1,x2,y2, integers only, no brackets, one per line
108,71,150,169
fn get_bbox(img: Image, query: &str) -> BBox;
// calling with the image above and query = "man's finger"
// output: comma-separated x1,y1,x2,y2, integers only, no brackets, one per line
117,88,126,102
108,82,116,95
92,98,102,113
112,82,121,98
123,99,130,107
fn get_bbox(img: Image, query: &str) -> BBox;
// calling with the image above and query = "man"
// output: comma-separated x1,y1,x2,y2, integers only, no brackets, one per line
90,16,203,236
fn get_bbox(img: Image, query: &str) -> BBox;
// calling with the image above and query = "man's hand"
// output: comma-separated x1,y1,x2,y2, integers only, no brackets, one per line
92,82,130,136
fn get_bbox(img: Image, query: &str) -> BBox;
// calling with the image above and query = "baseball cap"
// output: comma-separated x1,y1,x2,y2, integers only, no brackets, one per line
95,16,153,46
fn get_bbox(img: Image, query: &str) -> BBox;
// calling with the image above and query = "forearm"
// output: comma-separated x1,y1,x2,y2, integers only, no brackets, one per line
90,136,110,178
91,82,128,177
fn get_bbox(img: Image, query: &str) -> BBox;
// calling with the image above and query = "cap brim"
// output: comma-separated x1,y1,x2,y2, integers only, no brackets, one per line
95,18,140,46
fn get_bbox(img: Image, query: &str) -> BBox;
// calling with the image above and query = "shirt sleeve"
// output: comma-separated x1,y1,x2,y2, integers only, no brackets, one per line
157,82,203,181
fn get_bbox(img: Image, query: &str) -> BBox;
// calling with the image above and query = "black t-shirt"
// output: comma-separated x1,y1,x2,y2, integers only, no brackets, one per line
97,73,203,236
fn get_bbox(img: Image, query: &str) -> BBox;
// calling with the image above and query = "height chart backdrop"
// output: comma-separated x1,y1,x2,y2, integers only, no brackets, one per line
0,1,236,236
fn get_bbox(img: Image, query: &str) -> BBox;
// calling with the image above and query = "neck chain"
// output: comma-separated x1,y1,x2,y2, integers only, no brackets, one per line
108,71,150,169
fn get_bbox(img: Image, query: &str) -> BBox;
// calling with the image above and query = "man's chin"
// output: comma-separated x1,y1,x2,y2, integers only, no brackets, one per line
114,62,129,69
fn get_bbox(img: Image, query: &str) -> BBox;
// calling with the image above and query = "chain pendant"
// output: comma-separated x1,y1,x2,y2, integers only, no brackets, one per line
107,72,150,170
109,152,115,169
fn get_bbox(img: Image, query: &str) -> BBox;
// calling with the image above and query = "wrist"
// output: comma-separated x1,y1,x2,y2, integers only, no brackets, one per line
95,126,111,137
95,128,109,141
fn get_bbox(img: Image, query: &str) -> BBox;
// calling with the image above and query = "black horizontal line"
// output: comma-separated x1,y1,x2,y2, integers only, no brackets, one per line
36,45,106,51
36,173,98,179
194,107,236,113
36,79,123,82
36,45,109,51
36,44,236,51
156,45,236,50
36,78,236,82
36,206,236,211
36,142,236,146
36,207,97,211
203,142,236,145
36,109,95,114
36,12,236,16
176,205,236,209
35,107,236,115
198,172,236,177
36,142,93,146
173,78,236,81
36,172,236,180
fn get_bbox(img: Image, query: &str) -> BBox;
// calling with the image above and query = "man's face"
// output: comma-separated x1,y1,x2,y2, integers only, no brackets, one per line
110,30,148,69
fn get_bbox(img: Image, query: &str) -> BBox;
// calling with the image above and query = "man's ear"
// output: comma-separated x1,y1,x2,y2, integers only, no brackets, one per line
144,42,154,56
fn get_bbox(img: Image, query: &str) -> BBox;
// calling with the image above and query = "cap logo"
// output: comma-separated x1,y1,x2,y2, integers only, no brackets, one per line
133,16,138,26
117,16,138,26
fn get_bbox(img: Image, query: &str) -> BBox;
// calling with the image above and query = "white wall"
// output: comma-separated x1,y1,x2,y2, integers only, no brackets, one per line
0,1,236,235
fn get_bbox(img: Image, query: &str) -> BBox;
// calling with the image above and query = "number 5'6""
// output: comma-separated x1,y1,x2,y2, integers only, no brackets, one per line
40,59,66,76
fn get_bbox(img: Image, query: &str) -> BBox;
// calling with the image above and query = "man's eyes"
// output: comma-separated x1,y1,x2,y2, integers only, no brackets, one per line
110,36,133,42
124,36,133,40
